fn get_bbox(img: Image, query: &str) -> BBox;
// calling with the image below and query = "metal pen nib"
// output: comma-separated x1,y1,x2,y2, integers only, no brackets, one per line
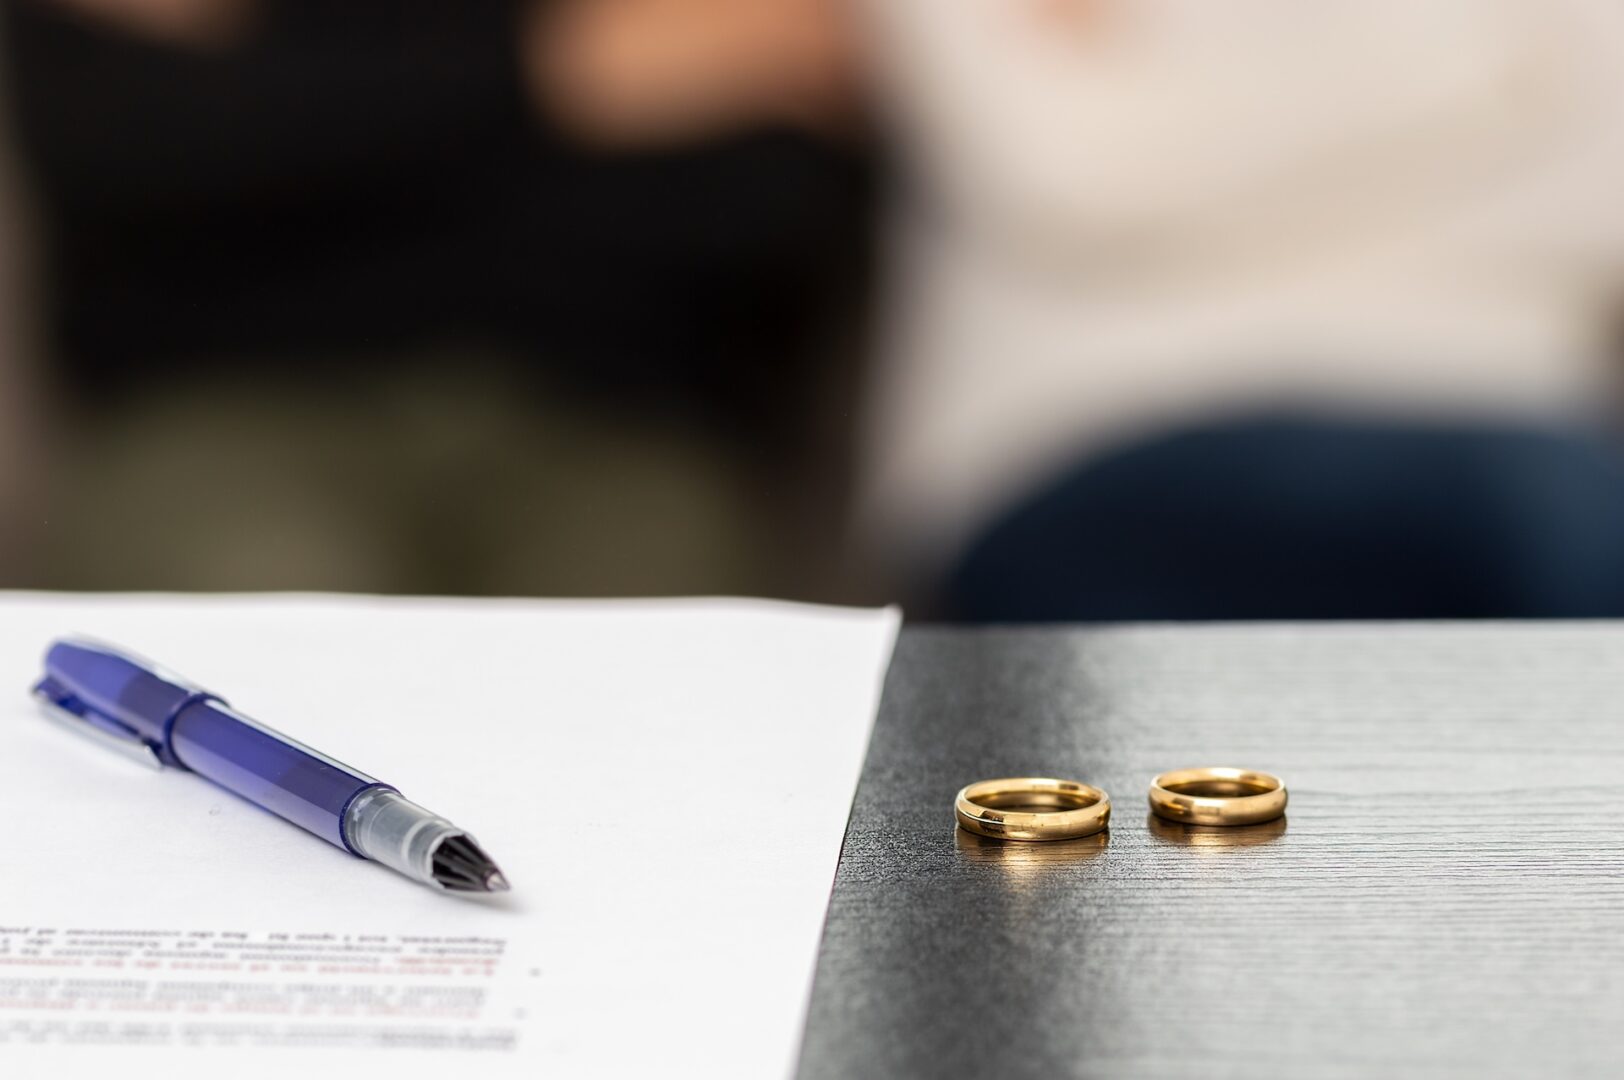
432,834,511,893
345,788,511,894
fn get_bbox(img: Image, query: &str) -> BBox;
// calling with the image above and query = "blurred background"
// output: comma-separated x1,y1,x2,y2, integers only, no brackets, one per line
3,0,1624,620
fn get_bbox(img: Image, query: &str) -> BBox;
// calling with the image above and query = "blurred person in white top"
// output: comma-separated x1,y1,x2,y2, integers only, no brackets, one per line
854,0,1624,618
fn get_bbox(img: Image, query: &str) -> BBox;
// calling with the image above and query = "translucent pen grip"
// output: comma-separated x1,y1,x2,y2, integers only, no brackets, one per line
169,699,388,852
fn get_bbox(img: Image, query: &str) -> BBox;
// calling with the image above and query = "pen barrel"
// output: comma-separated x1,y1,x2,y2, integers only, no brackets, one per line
170,699,388,853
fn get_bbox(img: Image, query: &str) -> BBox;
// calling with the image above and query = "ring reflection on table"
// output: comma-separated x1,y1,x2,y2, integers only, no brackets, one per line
1145,812,1289,847
954,828,1109,861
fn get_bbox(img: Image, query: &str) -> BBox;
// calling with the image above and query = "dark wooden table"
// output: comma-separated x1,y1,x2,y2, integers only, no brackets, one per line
797,624,1624,1079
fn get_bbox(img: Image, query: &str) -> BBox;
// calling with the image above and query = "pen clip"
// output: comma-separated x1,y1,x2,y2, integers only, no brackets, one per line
32,676,165,769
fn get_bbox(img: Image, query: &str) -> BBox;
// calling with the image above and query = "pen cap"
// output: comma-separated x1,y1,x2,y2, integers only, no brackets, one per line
39,639,203,764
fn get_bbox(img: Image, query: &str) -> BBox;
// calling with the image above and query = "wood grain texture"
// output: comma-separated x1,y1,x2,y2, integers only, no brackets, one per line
797,624,1624,1080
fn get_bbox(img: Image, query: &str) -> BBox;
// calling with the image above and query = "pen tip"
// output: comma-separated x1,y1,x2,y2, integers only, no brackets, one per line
431,833,512,894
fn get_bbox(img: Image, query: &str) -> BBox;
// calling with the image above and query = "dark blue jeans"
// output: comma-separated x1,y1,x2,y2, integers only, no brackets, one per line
947,414,1624,621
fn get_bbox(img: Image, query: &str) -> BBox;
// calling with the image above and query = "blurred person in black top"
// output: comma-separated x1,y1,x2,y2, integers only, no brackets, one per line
1,0,866,437
0,0,871,596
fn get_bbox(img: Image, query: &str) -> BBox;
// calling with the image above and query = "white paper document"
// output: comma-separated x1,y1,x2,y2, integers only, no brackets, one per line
0,592,900,1078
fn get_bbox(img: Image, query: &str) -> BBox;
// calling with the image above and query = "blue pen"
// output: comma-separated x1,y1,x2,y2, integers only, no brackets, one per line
32,637,510,895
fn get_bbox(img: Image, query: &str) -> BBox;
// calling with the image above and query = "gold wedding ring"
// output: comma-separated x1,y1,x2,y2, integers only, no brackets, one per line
954,777,1111,841
1148,767,1287,826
